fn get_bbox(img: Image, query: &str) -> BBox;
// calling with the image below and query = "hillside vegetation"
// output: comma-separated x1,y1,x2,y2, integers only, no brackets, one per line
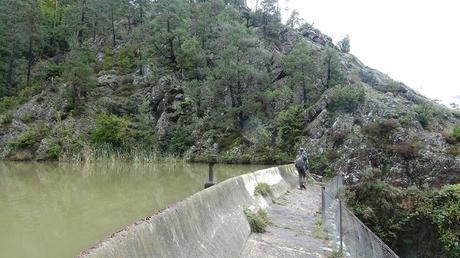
0,0,459,256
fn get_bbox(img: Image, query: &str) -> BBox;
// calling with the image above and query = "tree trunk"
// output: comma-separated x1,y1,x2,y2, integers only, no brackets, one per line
72,84,81,108
139,4,144,24
50,0,59,46
26,37,33,87
111,8,116,47
138,48,143,76
77,0,87,46
6,53,15,93
6,29,18,93
167,18,176,65
93,13,97,42
236,80,244,130
301,65,307,105
325,57,332,86
127,15,132,33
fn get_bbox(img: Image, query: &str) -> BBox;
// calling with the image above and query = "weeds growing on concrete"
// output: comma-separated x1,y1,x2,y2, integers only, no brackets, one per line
328,250,344,258
244,208,270,233
312,214,328,240
272,199,286,206
254,183,272,197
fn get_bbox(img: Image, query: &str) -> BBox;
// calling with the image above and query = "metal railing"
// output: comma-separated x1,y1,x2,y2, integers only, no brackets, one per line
321,175,400,258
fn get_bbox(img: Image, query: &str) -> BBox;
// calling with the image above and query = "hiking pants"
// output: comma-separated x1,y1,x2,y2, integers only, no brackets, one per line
298,168,306,188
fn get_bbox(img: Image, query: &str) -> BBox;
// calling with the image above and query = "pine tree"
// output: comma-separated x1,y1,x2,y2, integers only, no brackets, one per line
62,48,96,110
284,41,318,106
322,47,344,87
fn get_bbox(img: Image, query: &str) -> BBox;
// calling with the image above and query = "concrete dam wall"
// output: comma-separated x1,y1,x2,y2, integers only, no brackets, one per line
79,165,298,258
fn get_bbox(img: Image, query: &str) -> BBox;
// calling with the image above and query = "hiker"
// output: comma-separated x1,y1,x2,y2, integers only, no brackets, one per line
295,148,308,189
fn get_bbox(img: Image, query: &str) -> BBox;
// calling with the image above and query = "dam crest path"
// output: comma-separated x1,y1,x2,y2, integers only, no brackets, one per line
241,184,333,257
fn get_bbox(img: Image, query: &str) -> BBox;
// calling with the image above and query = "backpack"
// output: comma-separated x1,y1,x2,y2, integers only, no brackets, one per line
295,154,306,170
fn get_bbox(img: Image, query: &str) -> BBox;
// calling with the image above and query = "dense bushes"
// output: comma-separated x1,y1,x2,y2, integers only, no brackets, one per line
10,123,48,149
308,150,339,177
348,171,460,257
425,184,460,255
118,46,136,72
159,126,194,156
453,125,460,142
0,96,20,113
329,84,365,112
46,143,62,159
414,104,434,128
91,113,130,148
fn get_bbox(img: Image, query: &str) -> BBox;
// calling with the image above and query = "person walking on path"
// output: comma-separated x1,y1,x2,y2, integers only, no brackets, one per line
295,148,308,189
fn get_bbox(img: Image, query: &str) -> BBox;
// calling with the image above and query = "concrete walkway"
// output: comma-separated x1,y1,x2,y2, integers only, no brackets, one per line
240,184,333,258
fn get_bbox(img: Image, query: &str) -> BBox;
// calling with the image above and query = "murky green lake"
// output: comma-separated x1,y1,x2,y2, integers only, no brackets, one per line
0,161,268,258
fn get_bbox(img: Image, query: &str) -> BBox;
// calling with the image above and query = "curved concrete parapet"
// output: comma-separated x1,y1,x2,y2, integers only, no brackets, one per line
79,165,298,258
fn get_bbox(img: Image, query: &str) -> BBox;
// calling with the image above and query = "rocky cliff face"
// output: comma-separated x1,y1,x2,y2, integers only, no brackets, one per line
0,19,458,181
288,40,460,187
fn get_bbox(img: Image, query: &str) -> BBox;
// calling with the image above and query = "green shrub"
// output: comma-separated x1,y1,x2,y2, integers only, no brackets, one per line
12,123,48,149
164,127,193,155
15,131,38,148
45,61,64,78
323,167,335,178
381,80,405,93
0,96,20,113
19,113,33,123
47,143,62,159
254,183,272,197
309,150,338,176
346,176,415,247
244,208,270,233
102,47,114,70
118,46,136,72
348,172,460,256
19,83,42,99
421,184,460,256
330,84,365,113
453,125,460,141
414,104,434,128
91,113,130,148
0,112,13,125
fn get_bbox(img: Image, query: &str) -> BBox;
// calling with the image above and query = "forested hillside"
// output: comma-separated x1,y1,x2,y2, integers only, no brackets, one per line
0,0,350,162
0,1,460,256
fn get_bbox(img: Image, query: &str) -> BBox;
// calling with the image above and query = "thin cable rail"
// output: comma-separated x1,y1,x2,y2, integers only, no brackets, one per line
321,175,400,258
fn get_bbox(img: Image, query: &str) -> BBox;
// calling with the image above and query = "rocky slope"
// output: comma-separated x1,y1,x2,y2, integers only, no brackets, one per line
1,17,459,178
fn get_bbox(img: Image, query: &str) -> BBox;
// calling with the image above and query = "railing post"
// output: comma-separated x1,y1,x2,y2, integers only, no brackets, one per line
204,162,215,189
321,186,326,223
336,176,339,194
339,199,343,255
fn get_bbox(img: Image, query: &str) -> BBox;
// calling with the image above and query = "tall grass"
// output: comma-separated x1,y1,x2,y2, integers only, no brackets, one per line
59,145,185,165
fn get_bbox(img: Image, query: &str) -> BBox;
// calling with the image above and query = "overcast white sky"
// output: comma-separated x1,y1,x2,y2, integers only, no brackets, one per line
250,0,460,107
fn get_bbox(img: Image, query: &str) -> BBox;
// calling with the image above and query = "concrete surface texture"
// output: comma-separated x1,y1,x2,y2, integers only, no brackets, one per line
79,165,302,258
240,185,333,258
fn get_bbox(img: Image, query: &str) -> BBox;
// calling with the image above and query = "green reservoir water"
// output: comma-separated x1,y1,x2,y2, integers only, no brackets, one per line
0,162,268,258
